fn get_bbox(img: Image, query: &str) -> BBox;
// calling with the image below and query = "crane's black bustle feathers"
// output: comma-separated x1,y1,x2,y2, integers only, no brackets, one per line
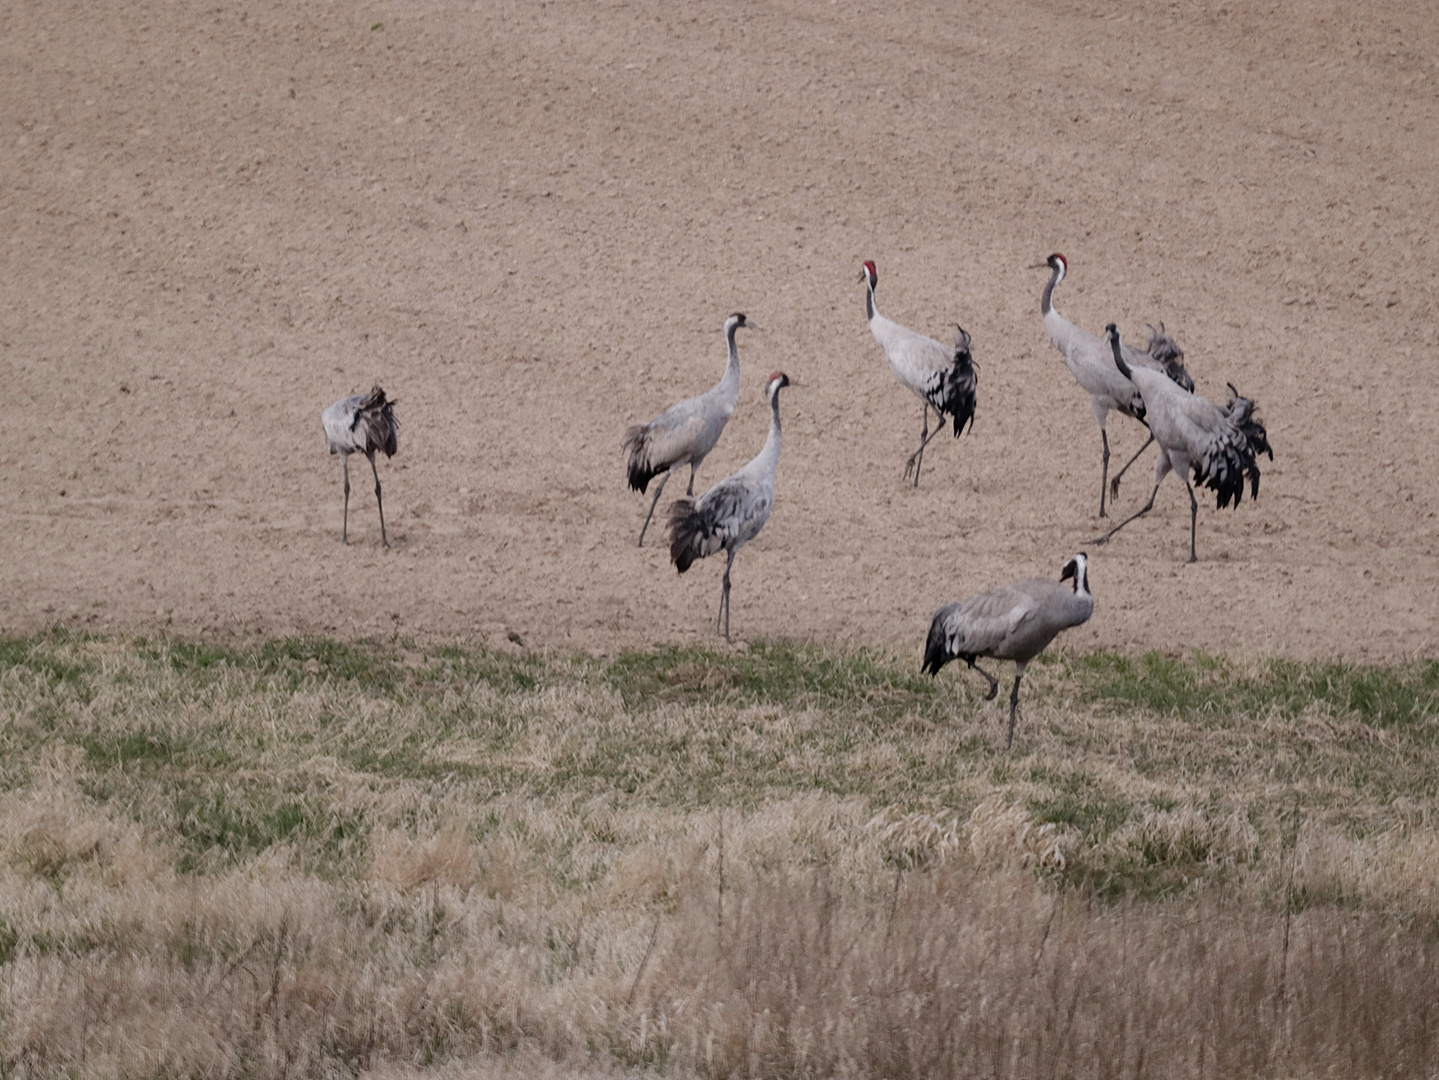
1146,323,1194,393
667,498,704,574
923,327,979,437
622,424,662,493
1225,383,1272,463
1193,384,1270,510
351,386,399,457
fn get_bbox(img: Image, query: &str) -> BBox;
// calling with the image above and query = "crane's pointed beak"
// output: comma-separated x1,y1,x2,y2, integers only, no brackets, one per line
856,270,867,283
1027,261,1049,269
744,320,763,332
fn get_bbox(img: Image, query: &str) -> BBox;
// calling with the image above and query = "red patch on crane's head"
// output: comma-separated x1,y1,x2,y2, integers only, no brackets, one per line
1050,253,1067,271
862,260,877,277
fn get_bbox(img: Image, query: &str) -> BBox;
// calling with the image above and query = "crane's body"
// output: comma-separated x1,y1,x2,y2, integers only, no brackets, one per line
923,554,1094,749
668,372,790,639
1092,325,1271,562
624,313,752,545
322,385,399,547
861,261,978,485
1039,253,1194,515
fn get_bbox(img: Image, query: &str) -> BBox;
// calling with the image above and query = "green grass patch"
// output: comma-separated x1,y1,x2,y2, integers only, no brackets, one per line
0,631,1436,904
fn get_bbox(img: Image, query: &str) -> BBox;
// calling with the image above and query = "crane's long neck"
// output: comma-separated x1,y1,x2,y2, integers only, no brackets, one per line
717,321,742,401
1040,263,1061,317
756,389,784,475
1108,333,1134,381
865,277,878,323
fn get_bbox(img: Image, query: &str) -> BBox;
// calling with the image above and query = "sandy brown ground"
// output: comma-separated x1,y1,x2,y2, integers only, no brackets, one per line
2,0,1436,662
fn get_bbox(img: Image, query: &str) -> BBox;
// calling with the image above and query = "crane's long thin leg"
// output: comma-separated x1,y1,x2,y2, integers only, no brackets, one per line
1109,434,1155,503
340,453,351,544
1099,429,1112,518
637,469,671,548
717,547,737,640
1090,481,1161,546
1005,667,1026,750
369,451,389,548
686,463,698,498
1183,475,1199,563
905,419,950,484
967,660,1000,701
904,404,932,485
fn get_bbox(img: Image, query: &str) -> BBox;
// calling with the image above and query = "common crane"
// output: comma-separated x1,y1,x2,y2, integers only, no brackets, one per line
624,312,754,546
860,260,978,485
1091,325,1271,562
668,372,790,640
922,553,1094,749
321,385,398,546
1037,253,1194,516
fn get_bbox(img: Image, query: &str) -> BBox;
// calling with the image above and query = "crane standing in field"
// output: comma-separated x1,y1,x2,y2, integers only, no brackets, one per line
860,260,978,485
322,385,399,547
624,312,755,546
1037,253,1194,517
1092,325,1271,562
668,372,790,640
922,553,1094,750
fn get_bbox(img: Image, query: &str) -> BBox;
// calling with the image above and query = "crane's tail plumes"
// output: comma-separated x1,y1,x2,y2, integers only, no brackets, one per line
622,424,662,493
1145,323,1194,393
1224,383,1273,463
353,386,399,457
1197,385,1269,509
927,327,979,437
667,498,706,573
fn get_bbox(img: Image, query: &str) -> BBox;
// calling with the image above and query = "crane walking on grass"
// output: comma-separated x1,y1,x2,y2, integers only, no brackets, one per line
668,372,790,640
860,260,978,485
322,385,398,546
624,312,755,546
1090,324,1271,562
1036,253,1194,516
922,553,1094,749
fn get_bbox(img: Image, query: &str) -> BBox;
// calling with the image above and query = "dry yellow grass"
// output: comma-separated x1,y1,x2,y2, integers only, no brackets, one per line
0,633,1435,1077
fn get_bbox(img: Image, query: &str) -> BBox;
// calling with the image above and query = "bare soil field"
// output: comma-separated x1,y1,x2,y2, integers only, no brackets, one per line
3,0,1436,661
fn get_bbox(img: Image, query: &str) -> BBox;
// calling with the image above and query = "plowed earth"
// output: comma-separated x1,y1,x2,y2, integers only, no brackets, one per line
3,0,1436,661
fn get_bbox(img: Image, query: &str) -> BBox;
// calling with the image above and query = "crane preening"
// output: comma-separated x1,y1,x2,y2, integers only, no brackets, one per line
922,554,1094,749
1091,324,1272,562
624,313,755,546
321,385,399,547
1037,253,1194,517
668,372,791,640
860,261,978,485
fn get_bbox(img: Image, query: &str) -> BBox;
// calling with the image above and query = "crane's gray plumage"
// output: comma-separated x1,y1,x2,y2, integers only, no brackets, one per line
321,385,399,546
922,553,1094,749
624,312,753,546
668,372,790,640
1092,325,1271,562
861,261,978,485
1038,253,1194,516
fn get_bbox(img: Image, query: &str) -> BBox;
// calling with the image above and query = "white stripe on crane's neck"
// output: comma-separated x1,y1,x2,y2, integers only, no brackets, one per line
862,262,878,322
1040,253,1067,317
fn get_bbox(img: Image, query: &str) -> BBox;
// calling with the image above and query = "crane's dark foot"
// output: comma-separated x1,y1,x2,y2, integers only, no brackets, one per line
983,682,998,701
1110,477,1123,501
